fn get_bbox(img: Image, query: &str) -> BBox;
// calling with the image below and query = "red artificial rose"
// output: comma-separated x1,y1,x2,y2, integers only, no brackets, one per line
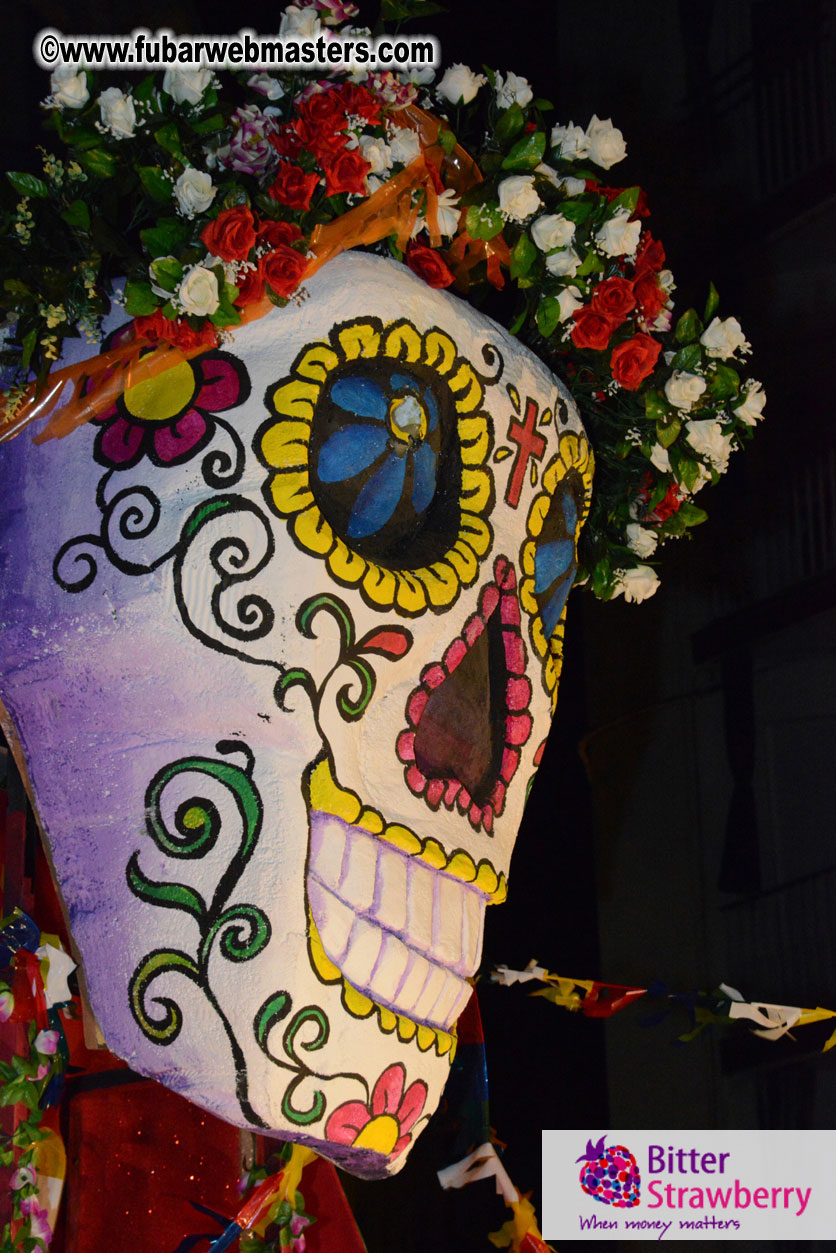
262,245,308,299
270,127,303,160
590,276,636,327
300,88,348,132
634,231,665,278
405,243,455,289
257,219,303,249
634,273,666,322
652,479,682,522
292,115,348,160
610,332,662,390
268,162,320,211
338,82,381,123
134,310,218,351
571,307,616,351
201,206,257,262
233,262,265,308
320,147,371,196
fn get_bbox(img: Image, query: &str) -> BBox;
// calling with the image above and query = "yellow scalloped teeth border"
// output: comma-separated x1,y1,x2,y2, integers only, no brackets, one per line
307,757,508,905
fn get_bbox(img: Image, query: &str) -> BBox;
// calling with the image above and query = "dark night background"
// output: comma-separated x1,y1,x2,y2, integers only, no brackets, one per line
2,2,835,1250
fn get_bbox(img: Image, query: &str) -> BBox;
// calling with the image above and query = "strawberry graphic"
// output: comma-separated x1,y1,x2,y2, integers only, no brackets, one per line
577,1135,641,1207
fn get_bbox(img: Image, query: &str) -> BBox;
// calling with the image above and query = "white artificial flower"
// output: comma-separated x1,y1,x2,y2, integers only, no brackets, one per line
411,188,461,238
734,380,766,425
279,4,323,38
162,68,213,106
498,174,541,222
685,418,735,472
700,315,751,359
495,70,533,109
365,174,385,194
358,134,392,176
555,286,584,322
658,268,676,294
585,114,627,168
649,442,671,474
534,163,560,187
400,66,436,86
614,565,660,603
550,121,589,160
545,248,581,277
388,126,422,167
247,73,285,100
596,209,641,258
558,175,586,196
50,66,89,110
664,370,707,411
174,168,216,219
436,63,487,105
178,265,220,317
97,87,136,139
434,188,461,236
626,523,658,558
531,213,575,252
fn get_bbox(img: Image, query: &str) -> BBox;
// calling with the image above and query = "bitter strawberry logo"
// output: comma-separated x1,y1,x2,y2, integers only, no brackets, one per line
577,1135,641,1207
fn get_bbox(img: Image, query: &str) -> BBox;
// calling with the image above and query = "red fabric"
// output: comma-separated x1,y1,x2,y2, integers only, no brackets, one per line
63,1080,242,1253
303,1155,367,1253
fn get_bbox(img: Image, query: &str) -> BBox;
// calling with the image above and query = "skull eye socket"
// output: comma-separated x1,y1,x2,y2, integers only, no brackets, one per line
309,362,461,568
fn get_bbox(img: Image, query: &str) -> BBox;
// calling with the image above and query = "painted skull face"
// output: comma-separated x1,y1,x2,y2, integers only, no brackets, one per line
0,255,591,1177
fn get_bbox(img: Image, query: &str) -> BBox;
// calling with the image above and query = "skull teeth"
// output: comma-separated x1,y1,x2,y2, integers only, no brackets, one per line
307,811,486,1031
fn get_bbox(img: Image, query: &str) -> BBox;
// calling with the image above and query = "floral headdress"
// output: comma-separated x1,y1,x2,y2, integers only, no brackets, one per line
0,0,765,602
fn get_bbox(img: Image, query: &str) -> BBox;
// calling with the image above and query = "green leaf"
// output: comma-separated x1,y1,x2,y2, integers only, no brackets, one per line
78,148,117,179
558,198,594,224
644,388,668,422
20,328,37,372
605,185,640,218
140,218,189,256
677,501,708,526
6,171,49,199
509,232,538,280
495,103,525,146
149,256,183,292
536,296,562,339
465,203,504,241
123,281,158,316
4,278,31,297
133,74,157,104
438,126,457,155
61,199,91,232
703,281,720,324
508,303,528,335
674,307,702,344
708,362,740,399
138,165,173,203
670,342,702,372
154,122,184,159
532,97,553,111
191,113,225,136
501,132,546,171
576,250,603,277
656,415,681,448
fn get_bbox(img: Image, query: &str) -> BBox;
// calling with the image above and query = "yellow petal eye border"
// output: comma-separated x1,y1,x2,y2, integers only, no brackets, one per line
256,316,496,618
519,431,594,708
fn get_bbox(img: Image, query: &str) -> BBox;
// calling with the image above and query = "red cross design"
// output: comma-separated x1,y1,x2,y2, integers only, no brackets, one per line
505,397,546,508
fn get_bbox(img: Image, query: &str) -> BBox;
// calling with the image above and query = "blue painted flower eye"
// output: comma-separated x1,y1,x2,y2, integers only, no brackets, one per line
309,361,459,566
533,478,584,639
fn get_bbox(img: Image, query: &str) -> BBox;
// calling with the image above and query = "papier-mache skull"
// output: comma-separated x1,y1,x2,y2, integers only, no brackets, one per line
0,253,591,1177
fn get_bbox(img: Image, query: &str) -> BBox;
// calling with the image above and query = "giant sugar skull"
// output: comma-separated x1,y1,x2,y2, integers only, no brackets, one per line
0,254,591,1177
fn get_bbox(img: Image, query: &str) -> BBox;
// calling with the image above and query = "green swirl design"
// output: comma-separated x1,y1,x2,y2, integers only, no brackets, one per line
129,949,201,1043
254,995,331,1127
126,741,270,1128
